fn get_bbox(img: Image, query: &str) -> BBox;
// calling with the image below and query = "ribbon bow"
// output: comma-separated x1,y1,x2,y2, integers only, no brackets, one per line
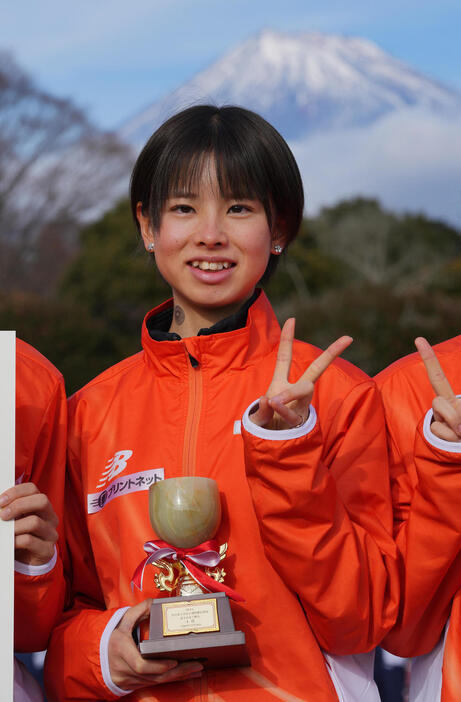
131,539,244,602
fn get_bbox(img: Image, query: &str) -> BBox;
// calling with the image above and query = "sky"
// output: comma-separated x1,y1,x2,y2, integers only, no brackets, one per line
1,0,461,130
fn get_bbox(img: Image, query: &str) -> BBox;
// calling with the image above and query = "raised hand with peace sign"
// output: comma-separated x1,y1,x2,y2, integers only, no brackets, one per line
415,337,461,443
250,318,353,430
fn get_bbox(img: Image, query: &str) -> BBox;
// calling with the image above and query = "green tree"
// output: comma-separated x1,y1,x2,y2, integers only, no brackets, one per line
61,200,169,360
0,292,117,394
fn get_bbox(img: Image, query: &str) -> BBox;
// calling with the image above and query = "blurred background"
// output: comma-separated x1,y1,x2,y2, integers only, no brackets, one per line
1,0,460,397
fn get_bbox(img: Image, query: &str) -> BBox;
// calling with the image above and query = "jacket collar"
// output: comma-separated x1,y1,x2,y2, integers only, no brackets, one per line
141,290,281,377
146,290,260,341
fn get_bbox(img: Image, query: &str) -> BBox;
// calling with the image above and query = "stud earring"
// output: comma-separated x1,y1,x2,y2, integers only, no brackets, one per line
273,244,283,254
147,242,155,252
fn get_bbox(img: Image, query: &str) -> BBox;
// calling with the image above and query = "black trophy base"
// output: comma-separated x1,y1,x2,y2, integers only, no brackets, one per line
139,591,250,668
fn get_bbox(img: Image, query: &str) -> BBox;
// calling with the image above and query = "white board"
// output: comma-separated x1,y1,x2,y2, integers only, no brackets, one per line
0,331,15,699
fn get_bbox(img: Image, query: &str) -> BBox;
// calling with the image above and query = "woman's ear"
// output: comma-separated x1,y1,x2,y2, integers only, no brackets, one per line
136,202,155,252
270,225,288,255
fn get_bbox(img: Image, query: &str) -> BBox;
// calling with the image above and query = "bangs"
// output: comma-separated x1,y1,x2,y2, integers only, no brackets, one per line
161,151,263,202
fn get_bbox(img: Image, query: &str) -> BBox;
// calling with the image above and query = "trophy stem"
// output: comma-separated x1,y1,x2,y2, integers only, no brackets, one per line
177,572,205,597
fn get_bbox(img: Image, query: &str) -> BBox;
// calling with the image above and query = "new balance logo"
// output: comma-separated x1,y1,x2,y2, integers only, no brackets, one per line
97,450,133,488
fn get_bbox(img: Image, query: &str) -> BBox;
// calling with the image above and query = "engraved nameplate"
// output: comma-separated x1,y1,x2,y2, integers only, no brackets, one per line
162,598,220,636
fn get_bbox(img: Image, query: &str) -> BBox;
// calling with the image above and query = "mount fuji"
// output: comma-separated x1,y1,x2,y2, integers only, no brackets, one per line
119,31,461,227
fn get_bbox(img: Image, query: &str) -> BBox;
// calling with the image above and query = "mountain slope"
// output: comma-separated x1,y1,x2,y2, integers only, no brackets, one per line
120,30,461,147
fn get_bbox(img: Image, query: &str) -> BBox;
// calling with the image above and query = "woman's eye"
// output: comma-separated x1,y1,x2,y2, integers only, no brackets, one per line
171,204,194,214
228,204,250,214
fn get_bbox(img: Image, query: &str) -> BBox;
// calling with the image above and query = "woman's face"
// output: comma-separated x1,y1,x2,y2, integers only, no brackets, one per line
138,161,283,323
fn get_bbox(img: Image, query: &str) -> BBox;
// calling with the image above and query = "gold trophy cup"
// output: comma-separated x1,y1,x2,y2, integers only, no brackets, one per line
138,477,249,667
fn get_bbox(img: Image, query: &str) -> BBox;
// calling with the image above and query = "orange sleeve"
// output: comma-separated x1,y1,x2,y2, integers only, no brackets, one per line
383,417,461,656
15,558,65,652
14,359,67,650
242,380,399,654
28,371,67,540
45,605,126,701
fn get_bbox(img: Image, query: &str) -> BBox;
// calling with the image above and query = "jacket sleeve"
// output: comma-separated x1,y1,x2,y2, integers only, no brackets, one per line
15,552,65,652
383,410,461,657
14,372,67,651
45,604,130,700
44,399,130,701
242,380,399,655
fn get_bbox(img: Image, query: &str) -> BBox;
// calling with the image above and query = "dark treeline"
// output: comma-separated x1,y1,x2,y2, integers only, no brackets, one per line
1,196,460,394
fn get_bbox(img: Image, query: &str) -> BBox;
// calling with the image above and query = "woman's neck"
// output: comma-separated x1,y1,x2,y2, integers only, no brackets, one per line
168,295,253,338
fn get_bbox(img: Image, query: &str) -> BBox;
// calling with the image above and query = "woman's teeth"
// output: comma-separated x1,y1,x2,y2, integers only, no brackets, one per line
190,261,232,270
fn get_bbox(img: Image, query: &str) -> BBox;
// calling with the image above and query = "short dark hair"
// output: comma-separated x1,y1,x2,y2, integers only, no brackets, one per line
130,105,304,280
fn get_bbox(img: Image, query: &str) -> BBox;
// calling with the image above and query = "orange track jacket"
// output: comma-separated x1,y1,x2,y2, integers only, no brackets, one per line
15,338,67,652
45,293,398,701
376,336,461,700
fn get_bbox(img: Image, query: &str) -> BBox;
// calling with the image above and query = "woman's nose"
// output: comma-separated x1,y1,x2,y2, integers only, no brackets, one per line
195,214,228,247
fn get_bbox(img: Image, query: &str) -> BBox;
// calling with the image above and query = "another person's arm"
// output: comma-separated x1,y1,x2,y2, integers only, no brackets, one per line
9,355,67,652
383,338,461,656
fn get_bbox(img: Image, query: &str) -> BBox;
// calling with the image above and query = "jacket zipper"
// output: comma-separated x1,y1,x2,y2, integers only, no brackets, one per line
182,348,202,478
182,348,206,701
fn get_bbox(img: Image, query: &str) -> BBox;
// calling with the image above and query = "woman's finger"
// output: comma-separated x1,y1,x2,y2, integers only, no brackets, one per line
152,661,204,684
432,396,461,438
271,379,314,406
431,421,461,443
272,318,295,384
0,493,58,526
301,336,353,384
118,660,204,690
269,397,309,428
117,599,154,634
415,337,457,401
14,514,58,543
249,396,275,428
15,534,56,564
0,482,40,507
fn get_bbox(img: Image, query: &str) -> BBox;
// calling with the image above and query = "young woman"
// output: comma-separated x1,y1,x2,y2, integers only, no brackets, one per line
0,339,67,700
44,105,398,701
376,336,461,701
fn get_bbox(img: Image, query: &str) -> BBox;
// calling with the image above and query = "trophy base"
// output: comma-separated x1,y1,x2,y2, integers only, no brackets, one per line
139,592,250,668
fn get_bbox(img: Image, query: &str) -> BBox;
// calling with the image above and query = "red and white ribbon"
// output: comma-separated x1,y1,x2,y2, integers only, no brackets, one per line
131,539,244,602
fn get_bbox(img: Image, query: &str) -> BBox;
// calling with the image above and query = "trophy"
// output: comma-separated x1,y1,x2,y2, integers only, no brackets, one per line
133,477,249,668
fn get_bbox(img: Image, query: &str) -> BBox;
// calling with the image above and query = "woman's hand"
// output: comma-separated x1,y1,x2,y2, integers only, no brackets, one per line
250,318,353,430
415,337,461,442
0,482,58,565
108,600,203,690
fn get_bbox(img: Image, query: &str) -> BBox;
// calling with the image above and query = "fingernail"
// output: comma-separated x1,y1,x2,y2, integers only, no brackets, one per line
0,507,11,519
0,495,8,506
185,662,204,673
165,660,179,670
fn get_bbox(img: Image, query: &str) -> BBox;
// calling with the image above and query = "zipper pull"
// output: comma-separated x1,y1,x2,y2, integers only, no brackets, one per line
183,340,199,368
188,353,199,368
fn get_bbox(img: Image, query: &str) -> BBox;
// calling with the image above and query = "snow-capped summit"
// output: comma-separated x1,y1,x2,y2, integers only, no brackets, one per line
120,30,461,147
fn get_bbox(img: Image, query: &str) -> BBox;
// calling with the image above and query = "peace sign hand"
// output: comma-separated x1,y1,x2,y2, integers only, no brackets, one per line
415,337,461,443
250,318,353,430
